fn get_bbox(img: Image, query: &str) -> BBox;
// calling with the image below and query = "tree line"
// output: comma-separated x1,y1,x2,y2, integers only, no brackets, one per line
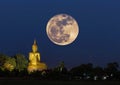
0,53,120,80
0,54,28,72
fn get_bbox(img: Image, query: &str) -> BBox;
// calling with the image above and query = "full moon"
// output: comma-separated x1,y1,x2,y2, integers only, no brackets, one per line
46,14,79,45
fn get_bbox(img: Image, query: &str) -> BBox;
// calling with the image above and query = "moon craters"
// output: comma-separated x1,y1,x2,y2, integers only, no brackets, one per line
46,14,79,45
49,26,70,43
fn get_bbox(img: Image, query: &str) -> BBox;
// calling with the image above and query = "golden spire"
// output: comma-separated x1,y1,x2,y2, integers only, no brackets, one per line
34,39,37,45
32,39,38,52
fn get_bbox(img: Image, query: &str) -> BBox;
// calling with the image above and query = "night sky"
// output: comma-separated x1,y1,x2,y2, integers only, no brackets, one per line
0,0,120,69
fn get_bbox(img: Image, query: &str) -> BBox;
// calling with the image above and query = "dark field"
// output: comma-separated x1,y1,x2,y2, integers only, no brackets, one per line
0,79,120,85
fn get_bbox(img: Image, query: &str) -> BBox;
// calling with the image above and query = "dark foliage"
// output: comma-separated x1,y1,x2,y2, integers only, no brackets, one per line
0,61,120,81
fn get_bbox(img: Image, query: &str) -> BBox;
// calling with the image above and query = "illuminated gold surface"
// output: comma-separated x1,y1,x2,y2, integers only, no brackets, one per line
3,63,14,72
27,40,47,73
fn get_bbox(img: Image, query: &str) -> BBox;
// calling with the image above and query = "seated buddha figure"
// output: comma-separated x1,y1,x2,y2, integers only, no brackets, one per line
27,40,47,73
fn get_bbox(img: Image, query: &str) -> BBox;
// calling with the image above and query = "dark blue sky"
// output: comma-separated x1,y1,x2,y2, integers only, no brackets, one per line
0,0,120,69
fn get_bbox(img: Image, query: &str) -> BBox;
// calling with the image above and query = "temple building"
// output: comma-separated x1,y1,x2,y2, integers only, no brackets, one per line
27,40,47,73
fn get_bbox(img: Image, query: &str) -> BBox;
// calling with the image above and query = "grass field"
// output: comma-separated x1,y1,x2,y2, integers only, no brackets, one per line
0,79,120,85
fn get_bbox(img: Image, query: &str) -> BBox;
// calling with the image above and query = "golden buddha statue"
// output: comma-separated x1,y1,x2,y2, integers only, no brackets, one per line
27,40,47,73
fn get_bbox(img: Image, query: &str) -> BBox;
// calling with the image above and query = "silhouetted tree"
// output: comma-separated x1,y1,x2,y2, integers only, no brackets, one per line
3,57,16,72
93,66,104,79
57,61,68,73
70,63,93,80
14,54,28,72
104,62,119,80
0,54,8,70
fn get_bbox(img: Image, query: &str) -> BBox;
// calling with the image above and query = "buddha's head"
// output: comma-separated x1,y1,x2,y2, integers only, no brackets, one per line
32,40,38,53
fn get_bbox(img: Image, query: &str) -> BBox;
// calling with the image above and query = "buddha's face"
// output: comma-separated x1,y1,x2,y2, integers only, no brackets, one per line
32,46,38,53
